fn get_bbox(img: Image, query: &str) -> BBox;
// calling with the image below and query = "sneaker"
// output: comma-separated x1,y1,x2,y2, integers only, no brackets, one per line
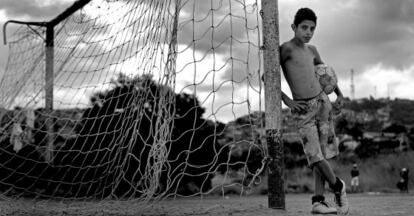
334,179,349,215
311,201,337,214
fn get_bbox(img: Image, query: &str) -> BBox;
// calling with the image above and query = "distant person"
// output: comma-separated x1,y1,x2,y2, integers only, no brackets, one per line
397,168,409,193
350,163,360,193
277,7,348,215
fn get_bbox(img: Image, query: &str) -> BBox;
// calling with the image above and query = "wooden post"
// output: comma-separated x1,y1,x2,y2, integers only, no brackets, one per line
261,0,285,209
45,24,54,163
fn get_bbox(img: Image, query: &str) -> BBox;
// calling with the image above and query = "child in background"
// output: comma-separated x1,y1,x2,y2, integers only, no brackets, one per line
350,163,360,193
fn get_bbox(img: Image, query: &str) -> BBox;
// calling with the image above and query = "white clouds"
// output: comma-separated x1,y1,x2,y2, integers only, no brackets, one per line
0,0,74,19
355,63,414,99
176,44,227,93
1,0,414,122
175,42,265,122
35,0,75,7
0,10,7,22
334,0,359,10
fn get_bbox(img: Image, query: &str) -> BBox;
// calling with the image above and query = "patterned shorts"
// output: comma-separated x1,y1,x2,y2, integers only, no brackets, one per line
292,92,339,167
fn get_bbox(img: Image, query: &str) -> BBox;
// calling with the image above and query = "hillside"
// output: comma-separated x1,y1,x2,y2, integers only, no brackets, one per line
225,98,414,193
230,97,414,136
226,97,414,167
343,97,414,127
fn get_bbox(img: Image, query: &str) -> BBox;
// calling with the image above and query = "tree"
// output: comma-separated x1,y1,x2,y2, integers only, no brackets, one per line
348,123,364,141
383,123,407,134
52,74,227,197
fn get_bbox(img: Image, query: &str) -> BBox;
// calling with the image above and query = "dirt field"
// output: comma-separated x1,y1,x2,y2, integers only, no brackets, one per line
1,193,414,215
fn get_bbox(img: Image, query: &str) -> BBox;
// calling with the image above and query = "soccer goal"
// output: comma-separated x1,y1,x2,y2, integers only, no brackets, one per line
0,0,283,212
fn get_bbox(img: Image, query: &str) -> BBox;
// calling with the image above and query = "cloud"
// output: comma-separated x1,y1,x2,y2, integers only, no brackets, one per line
178,0,260,55
196,80,264,123
1,0,178,108
0,0,74,20
174,41,263,122
178,0,414,103
358,0,414,23
0,0,76,79
1,0,414,119
356,63,414,99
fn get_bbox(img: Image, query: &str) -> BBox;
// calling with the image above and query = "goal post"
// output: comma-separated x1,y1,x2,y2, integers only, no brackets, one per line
261,0,285,210
0,0,286,212
3,0,93,163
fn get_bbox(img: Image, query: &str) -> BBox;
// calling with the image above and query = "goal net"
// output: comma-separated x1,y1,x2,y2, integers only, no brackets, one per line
0,0,265,203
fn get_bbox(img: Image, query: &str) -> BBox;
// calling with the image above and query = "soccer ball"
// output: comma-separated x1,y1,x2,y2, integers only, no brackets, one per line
315,64,337,94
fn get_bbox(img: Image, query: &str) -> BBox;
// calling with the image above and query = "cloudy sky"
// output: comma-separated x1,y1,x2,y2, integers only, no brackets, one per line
0,0,413,122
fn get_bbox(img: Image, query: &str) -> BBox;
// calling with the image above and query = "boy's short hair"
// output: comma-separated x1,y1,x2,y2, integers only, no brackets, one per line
294,8,317,26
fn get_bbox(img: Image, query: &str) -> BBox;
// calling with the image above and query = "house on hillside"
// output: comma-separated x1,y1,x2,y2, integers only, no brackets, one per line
362,131,410,152
337,134,360,150
397,133,410,151
376,105,391,122
363,131,394,140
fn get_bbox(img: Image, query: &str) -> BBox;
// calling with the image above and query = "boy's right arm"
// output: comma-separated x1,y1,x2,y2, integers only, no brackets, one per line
260,77,306,112
282,92,307,113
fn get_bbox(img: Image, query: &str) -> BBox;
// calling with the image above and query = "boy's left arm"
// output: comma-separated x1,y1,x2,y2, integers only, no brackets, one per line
309,45,345,107
334,85,344,107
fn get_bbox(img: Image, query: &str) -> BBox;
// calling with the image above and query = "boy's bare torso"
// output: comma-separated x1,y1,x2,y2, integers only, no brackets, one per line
281,40,322,100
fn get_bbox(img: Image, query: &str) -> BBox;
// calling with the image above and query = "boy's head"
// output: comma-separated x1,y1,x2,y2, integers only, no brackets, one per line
291,8,317,43
293,8,317,27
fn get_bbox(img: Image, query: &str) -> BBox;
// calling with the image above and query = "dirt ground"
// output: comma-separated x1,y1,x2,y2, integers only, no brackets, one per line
1,193,414,215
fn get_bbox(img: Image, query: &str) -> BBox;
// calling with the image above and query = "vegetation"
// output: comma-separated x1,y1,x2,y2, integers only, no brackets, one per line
1,76,414,196
0,74,230,198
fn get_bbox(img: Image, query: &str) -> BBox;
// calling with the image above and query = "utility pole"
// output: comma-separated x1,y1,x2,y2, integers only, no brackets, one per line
387,83,391,99
350,69,355,100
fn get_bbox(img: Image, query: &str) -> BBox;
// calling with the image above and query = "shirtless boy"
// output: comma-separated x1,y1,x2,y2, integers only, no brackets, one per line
280,8,349,215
